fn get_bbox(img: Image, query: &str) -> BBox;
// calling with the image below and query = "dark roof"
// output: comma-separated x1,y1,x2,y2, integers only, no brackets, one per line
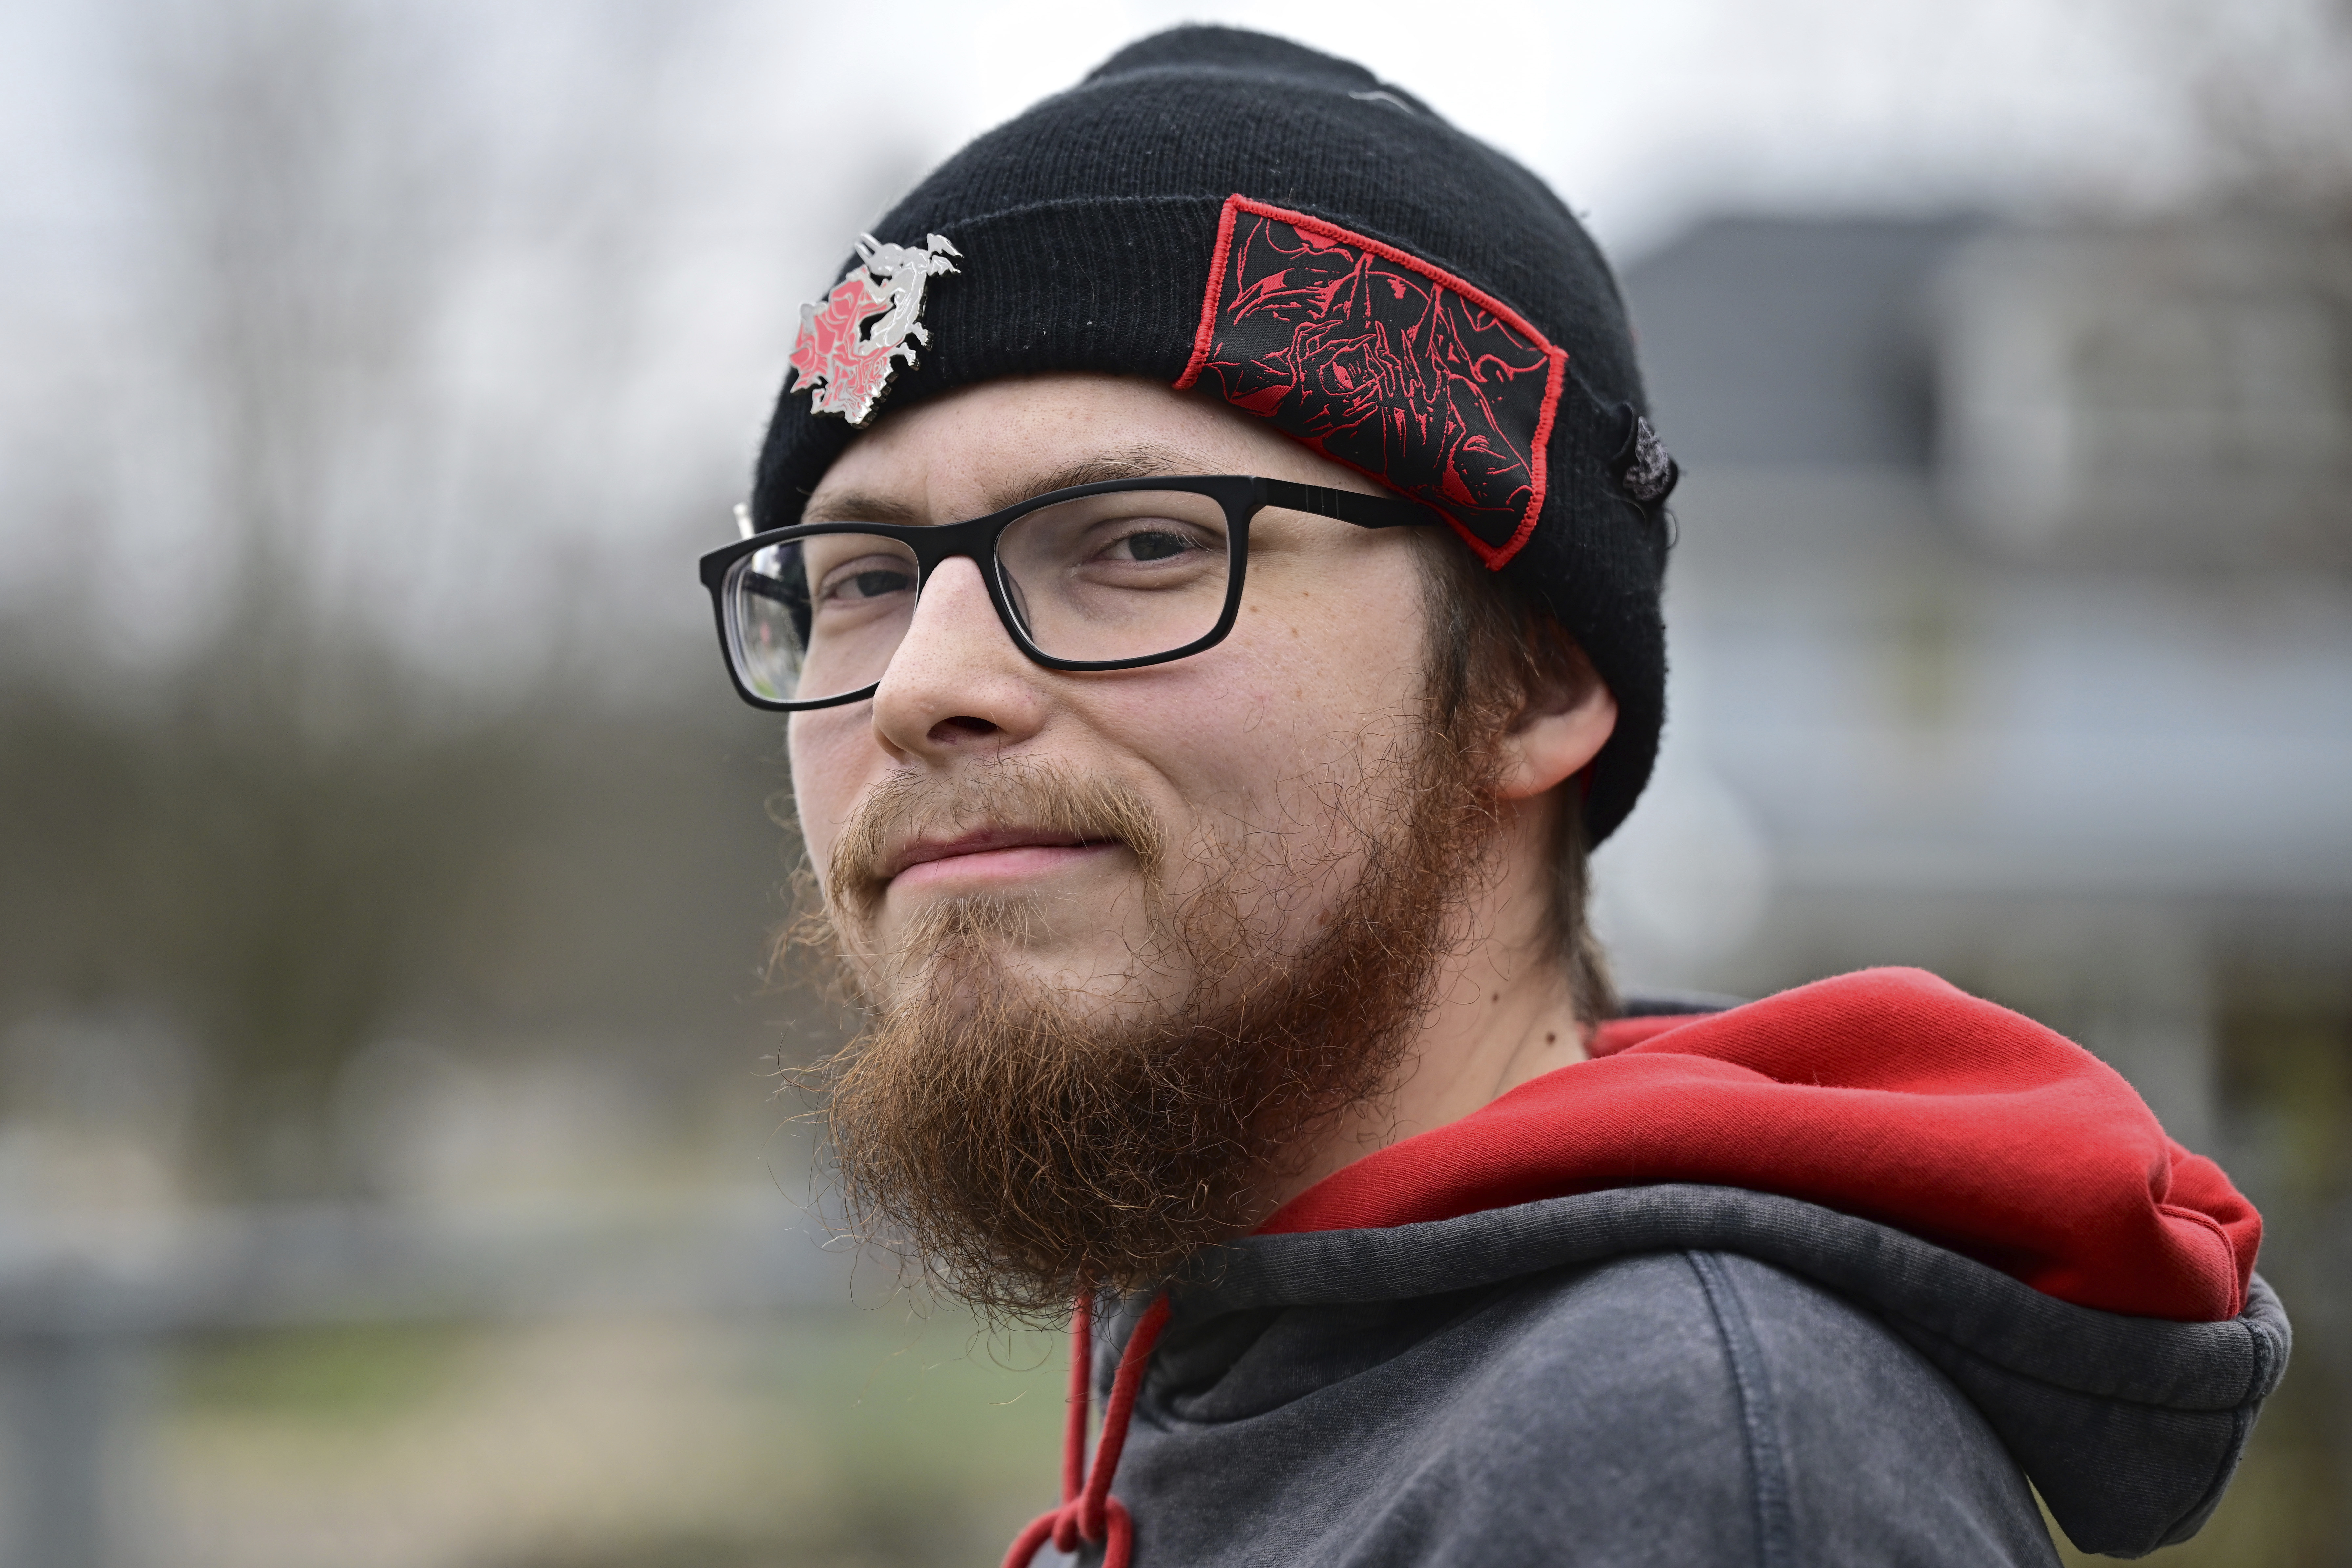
1620,217,1977,470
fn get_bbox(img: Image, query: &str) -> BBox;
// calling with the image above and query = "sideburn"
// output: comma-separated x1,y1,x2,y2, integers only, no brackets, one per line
809,714,1509,1324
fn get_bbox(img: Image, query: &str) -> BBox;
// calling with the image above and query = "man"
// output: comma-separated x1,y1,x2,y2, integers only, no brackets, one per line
700,27,2287,1566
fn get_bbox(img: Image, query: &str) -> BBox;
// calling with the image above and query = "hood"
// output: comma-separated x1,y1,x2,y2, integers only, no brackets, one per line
1171,967,2286,1557
1263,967,2258,1322
1169,1184,2285,1558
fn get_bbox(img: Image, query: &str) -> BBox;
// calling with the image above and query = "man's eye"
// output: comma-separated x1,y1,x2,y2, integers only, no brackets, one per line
819,564,914,602
1104,528,1200,563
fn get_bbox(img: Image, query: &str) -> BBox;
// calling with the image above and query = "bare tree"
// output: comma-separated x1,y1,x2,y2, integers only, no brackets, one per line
0,0,774,1199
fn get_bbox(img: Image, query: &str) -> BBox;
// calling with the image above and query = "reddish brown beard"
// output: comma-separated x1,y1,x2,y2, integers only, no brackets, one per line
800,724,1504,1325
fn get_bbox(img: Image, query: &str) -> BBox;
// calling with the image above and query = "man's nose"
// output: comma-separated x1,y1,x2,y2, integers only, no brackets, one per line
869,553,1047,762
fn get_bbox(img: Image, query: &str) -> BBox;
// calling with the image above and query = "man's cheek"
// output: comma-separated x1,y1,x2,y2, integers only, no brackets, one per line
786,710,876,877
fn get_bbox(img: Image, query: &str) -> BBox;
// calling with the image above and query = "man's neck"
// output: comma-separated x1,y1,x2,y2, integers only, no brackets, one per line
1257,792,1588,1216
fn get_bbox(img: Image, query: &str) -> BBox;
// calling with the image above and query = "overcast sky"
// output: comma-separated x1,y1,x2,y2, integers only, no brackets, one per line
0,0,2340,687
4,0,2325,259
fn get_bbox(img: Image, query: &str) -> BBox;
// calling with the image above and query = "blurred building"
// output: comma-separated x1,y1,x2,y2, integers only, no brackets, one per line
1607,213,2352,1143
1604,213,2352,1558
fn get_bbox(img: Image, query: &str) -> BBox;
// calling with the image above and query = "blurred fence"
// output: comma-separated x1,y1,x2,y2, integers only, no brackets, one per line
0,1197,860,1568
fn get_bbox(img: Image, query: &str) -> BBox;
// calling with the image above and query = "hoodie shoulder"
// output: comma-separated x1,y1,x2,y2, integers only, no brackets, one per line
1123,1246,2059,1567
1686,1252,2064,1565
1457,1250,2061,1568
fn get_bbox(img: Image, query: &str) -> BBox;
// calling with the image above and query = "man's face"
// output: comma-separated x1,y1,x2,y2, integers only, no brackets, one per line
789,374,1436,1014
782,373,1522,1313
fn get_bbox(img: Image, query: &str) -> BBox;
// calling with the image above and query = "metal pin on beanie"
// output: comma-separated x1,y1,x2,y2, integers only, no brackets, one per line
784,232,961,426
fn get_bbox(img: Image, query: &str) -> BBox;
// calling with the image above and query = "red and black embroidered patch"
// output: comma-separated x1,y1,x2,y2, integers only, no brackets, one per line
1176,196,1565,568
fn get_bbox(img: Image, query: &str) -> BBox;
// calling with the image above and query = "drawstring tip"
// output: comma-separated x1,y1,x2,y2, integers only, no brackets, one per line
1003,1497,1135,1568
1003,1511,1058,1568
1002,1293,1167,1568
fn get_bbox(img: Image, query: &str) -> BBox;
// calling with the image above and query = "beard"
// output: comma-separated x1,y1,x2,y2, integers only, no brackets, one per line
801,713,1504,1323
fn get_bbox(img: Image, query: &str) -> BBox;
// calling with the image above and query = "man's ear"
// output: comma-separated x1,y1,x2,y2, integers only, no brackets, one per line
1496,655,1617,803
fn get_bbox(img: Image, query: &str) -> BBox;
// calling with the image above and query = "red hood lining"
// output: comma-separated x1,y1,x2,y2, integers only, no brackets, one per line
1259,967,2257,1323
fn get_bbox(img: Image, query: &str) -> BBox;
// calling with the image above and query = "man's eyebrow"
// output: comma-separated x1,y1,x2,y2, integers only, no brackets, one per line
802,444,1207,528
801,488,926,527
980,445,1203,515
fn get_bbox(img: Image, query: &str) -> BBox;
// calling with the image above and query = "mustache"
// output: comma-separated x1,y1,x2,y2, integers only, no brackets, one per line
826,756,1172,920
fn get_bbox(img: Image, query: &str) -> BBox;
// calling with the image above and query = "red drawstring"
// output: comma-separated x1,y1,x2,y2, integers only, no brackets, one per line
1003,1292,1171,1568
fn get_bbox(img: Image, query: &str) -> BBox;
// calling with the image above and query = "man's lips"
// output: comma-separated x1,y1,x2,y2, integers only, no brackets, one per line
884,827,1122,890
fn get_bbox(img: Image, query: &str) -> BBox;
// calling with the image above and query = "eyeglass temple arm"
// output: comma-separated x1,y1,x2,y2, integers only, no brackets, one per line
1259,477,1444,531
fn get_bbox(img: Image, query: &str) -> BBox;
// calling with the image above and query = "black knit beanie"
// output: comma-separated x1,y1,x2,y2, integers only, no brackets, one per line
751,25,1675,844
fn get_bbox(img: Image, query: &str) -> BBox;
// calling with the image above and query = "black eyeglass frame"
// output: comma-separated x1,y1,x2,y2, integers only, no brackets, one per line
698,473,1438,713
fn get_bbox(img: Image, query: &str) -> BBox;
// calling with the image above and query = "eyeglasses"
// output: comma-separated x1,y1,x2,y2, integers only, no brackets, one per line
699,474,1437,712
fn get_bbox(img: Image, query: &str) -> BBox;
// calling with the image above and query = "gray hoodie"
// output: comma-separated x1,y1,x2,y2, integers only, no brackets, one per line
1015,975,2289,1566
1073,1184,2287,1565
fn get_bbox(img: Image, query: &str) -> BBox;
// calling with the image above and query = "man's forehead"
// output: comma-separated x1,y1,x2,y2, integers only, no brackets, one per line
802,440,1212,527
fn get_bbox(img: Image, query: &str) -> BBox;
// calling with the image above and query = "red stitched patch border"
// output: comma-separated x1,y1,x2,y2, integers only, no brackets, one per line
1176,195,1566,569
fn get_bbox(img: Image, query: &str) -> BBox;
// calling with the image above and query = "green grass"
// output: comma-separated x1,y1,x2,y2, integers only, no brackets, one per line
171,1321,478,1423
161,1307,1069,1568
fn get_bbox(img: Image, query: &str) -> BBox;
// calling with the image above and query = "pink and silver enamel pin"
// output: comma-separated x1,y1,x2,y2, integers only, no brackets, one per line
784,232,961,426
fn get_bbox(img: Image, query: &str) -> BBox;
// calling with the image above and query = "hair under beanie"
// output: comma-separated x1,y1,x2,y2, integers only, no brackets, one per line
751,25,1676,844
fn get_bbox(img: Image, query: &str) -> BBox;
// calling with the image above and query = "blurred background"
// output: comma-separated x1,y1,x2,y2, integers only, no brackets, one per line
0,0,2345,1563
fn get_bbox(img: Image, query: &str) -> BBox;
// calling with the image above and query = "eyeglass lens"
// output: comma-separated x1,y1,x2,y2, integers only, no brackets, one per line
724,489,1236,705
